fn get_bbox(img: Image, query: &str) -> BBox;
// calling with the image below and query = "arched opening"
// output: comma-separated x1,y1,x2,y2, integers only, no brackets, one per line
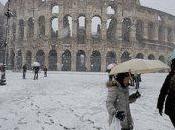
148,54,155,60
121,51,130,62
136,20,144,41
16,50,22,70
38,16,45,36
27,17,34,39
136,53,144,59
91,16,102,41
26,50,32,70
122,18,131,42
106,51,116,67
148,22,154,40
36,50,45,68
77,15,86,44
76,50,86,71
90,51,101,72
158,25,165,42
63,15,72,39
159,55,165,63
107,17,117,42
9,50,15,70
62,50,71,71
51,17,58,43
48,50,57,71
107,6,115,15
52,5,59,14
18,19,24,41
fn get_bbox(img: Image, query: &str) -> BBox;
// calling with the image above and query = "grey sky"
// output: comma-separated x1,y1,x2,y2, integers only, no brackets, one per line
0,0,175,15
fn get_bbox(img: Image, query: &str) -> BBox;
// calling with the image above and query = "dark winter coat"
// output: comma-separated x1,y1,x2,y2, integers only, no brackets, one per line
106,81,138,129
23,65,27,72
33,67,39,73
157,73,175,116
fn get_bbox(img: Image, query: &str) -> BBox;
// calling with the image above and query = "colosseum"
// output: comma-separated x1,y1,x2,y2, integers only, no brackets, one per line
2,0,175,72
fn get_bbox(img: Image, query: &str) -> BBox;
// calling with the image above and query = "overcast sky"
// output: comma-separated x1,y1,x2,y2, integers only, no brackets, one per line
0,0,175,15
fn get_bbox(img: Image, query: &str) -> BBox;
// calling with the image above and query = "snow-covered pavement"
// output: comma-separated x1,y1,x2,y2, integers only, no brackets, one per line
0,71,174,130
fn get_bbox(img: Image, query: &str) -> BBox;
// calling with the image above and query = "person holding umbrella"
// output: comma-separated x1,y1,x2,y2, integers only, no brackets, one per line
32,62,40,80
157,58,175,127
106,72,141,130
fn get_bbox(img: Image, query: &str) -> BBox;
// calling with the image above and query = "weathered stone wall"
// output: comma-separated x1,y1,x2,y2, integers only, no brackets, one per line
5,0,175,71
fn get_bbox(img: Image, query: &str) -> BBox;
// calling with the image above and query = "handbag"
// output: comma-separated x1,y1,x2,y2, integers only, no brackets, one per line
109,117,121,130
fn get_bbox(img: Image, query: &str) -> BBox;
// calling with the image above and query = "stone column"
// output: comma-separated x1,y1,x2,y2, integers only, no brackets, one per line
101,50,107,72
57,49,62,71
154,22,159,41
71,50,76,71
86,51,91,72
164,27,168,43
86,18,91,40
72,14,77,38
143,22,148,39
101,20,107,40
116,18,122,41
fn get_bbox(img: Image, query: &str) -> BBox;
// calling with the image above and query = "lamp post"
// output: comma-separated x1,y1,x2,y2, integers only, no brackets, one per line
0,0,14,85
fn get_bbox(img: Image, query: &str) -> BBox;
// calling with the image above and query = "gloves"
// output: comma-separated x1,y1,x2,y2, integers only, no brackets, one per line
135,91,141,98
115,111,125,121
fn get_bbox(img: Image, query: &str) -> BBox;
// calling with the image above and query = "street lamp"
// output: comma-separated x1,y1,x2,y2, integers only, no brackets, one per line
0,0,14,85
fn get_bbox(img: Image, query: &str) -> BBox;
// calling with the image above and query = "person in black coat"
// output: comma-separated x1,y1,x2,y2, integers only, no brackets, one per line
33,66,39,80
22,64,27,79
43,66,47,77
157,58,175,127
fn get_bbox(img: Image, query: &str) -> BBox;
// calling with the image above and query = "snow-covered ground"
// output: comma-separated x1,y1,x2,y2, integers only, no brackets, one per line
0,71,174,130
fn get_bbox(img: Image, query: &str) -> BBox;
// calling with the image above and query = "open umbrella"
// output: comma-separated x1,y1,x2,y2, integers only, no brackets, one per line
109,59,170,75
107,63,116,70
32,62,40,67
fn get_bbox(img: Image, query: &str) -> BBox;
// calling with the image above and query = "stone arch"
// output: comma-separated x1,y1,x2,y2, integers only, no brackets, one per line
107,17,117,42
38,16,45,36
91,16,102,40
16,50,23,70
9,50,15,70
158,25,165,42
121,51,130,62
18,19,24,40
90,50,101,72
27,17,34,38
148,54,155,60
106,51,116,67
136,20,144,41
148,22,155,40
48,50,57,71
36,50,45,68
77,15,86,44
26,50,32,69
136,53,144,59
159,55,165,63
62,50,71,71
76,50,86,71
122,18,131,42
63,15,72,39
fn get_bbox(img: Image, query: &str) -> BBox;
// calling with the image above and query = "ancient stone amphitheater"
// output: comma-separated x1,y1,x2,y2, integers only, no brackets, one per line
1,0,175,72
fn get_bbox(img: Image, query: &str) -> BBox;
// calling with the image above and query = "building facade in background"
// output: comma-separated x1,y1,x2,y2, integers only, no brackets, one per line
3,0,175,72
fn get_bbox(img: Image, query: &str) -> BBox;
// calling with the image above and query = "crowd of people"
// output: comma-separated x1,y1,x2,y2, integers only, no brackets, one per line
106,58,175,130
22,64,48,80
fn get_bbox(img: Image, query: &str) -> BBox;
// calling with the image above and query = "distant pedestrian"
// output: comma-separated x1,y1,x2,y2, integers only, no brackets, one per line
43,66,47,77
22,64,27,79
157,58,175,128
33,66,39,80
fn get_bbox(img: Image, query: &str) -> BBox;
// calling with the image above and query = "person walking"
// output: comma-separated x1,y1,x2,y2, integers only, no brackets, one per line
33,66,39,80
22,64,27,79
43,66,47,77
106,72,141,130
157,58,175,127
134,73,140,89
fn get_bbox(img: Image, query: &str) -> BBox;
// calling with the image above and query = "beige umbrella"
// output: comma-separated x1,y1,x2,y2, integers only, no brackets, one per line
109,59,170,75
